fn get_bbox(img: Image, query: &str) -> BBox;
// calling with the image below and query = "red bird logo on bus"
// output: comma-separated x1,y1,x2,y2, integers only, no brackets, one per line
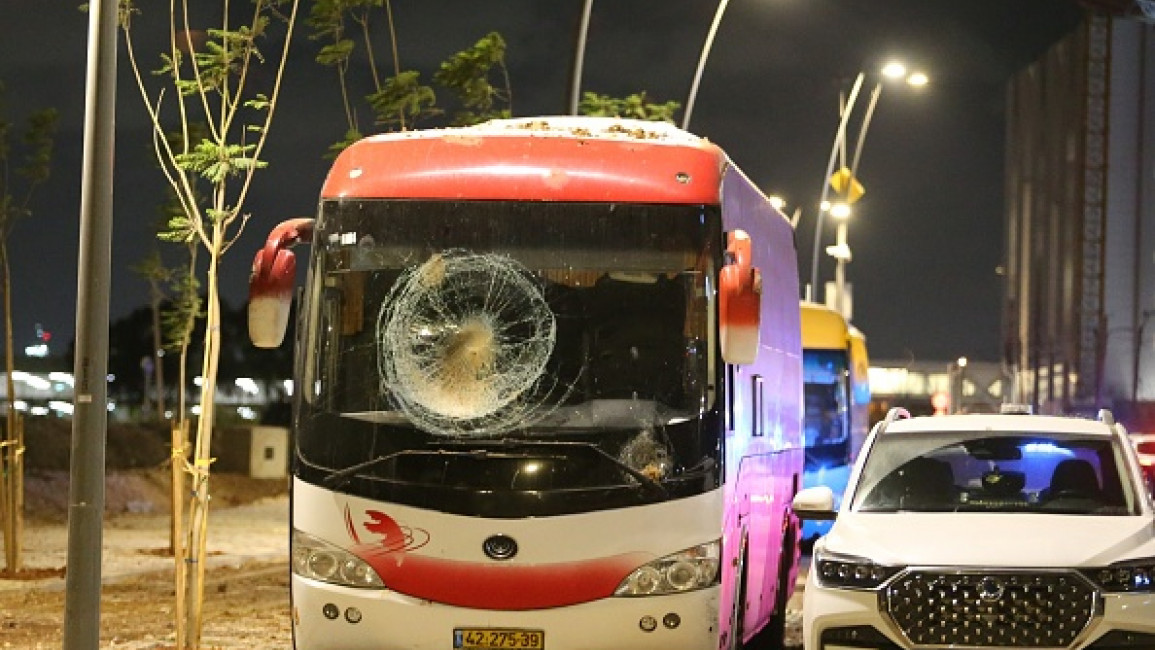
344,505,429,553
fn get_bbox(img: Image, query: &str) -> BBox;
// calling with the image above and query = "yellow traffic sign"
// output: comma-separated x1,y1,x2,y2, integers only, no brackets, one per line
829,167,865,203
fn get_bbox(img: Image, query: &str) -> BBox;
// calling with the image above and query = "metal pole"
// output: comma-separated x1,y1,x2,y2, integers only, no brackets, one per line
809,72,865,299
848,82,884,183
832,82,882,320
63,0,117,646
834,221,848,318
567,0,595,115
682,0,731,131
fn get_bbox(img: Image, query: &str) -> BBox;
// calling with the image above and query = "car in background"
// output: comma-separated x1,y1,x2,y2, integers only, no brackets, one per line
792,407,1155,650
1132,431,1155,491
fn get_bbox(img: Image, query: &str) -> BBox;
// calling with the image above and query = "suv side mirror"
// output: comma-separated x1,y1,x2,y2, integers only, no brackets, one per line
792,485,837,521
718,229,762,365
249,218,315,348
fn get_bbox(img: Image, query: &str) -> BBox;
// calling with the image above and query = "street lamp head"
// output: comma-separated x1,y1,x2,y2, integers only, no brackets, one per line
881,61,907,79
879,61,929,88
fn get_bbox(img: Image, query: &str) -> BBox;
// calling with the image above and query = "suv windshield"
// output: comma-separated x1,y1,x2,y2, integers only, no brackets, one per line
293,199,723,516
850,430,1141,515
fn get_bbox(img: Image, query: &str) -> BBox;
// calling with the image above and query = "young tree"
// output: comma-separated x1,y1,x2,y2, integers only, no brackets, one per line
119,1,299,646
579,90,680,123
308,1,511,156
0,82,57,574
308,0,437,154
130,250,170,419
433,31,512,126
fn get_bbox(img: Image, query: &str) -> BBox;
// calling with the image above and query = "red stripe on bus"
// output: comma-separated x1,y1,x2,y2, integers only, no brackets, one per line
356,546,650,610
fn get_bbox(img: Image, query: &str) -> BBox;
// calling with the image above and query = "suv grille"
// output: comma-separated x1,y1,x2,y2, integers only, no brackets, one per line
883,570,1097,647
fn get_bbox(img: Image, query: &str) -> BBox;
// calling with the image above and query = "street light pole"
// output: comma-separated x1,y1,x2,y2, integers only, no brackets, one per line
682,0,732,130
830,81,882,319
809,72,865,300
810,63,927,313
567,0,595,115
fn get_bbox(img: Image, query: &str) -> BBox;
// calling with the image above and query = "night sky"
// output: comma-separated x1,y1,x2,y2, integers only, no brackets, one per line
0,0,1086,363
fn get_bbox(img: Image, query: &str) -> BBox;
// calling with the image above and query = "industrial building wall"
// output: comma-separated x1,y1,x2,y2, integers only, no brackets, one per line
1102,23,1155,409
1004,19,1092,413
1004,14,1155,426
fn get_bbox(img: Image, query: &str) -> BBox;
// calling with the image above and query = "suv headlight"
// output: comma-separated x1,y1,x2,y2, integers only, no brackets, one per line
813,548,901,589
291,529,384,588
1082,558,1155,593
614,540,721,596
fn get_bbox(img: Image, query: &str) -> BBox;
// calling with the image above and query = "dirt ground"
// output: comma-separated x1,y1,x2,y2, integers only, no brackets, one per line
0,468,292,649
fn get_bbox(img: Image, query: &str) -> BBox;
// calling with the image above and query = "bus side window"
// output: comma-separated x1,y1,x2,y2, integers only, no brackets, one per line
726,365,736,431
752,374,764,437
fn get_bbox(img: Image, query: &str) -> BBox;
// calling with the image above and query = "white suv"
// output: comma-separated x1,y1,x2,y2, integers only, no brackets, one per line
792,407,1155,650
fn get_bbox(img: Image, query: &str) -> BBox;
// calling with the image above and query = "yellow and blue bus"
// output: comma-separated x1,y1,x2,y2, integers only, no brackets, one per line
799,301,870,546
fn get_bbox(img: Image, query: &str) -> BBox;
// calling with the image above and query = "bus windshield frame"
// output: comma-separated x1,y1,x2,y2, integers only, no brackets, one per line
291,199,724,517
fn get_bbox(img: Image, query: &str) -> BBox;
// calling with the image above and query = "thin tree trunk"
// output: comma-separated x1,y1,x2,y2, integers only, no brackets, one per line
184,228,224,648
1,244,20,572
13,413,22,571
152,285,167,417
171,419,188,648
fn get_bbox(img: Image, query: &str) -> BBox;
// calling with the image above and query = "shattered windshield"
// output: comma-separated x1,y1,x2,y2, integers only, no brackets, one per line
293,199,722,516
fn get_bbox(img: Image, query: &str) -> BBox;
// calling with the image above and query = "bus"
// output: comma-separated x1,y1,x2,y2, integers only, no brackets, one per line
798,301,870,546
248,117,804,650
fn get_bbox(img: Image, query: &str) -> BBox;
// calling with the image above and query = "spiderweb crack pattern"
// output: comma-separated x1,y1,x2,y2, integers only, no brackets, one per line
377,250,558,436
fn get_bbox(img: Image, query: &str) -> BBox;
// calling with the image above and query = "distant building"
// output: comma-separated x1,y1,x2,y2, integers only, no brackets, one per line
868,359,1006,418
1003,9,1155,429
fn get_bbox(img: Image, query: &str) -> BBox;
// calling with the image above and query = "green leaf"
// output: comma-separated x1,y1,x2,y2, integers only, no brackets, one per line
366,71,440,130
316,39,354,66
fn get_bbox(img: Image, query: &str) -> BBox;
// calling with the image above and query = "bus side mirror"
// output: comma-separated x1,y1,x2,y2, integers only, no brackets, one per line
718,229,762,365
249,218,315,348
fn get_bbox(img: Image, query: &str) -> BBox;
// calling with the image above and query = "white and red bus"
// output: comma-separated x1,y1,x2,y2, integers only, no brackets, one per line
248,117,804,650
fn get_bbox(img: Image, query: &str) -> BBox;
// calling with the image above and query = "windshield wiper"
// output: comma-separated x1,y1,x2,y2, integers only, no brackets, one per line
322,450,415,489
438,438,669,499
324,447,554,488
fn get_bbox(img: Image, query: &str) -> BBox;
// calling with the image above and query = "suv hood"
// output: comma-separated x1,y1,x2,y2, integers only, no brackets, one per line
824,513,1155,567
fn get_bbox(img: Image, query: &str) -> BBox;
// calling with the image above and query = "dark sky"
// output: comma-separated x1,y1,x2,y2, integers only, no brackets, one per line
0,0,1085,363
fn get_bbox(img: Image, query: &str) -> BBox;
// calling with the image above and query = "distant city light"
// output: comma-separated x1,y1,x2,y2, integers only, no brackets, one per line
50,400,74,416
13,371,51,391
24,343,48,358
235,378,260,395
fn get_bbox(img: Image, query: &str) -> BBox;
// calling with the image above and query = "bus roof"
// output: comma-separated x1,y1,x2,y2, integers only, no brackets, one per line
321,116,727,204
800,301,850,350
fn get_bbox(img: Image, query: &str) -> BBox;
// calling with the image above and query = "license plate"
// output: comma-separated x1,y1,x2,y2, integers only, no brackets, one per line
453,627,545,650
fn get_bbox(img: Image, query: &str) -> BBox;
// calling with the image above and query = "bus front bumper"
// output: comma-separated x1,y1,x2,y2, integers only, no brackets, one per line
291,576,723,650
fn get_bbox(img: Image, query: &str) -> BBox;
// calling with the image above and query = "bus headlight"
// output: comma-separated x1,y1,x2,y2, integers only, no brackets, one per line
291,529,384,588
614,540,721,596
